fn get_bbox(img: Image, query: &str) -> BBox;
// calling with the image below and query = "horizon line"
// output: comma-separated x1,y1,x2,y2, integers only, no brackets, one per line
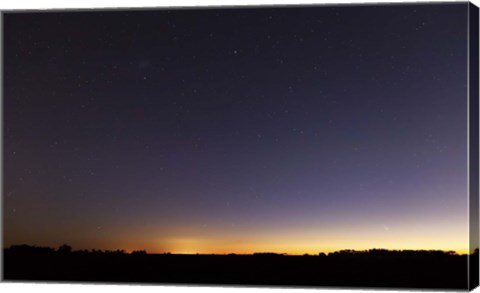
5,244,477,256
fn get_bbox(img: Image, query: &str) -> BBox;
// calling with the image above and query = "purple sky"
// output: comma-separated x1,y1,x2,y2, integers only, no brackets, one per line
4,3,469,254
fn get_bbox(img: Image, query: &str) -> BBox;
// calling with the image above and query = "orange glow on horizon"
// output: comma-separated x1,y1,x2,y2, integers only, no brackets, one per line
5,207,469,256
124,246,469,256
122,232,469,256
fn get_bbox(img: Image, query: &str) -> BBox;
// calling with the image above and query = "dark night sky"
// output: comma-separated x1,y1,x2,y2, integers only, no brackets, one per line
4,3,470,254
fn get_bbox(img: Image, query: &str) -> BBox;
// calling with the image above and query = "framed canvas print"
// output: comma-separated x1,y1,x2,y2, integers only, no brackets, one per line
1,0,479,291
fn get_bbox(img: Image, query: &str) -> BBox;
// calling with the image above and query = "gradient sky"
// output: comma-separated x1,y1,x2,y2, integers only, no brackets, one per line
3,3,470,254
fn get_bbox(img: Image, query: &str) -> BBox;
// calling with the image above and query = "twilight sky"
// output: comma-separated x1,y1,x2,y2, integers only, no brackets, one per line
4,3,470,254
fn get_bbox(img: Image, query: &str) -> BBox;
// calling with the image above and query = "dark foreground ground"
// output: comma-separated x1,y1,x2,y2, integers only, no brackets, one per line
3,249,475,290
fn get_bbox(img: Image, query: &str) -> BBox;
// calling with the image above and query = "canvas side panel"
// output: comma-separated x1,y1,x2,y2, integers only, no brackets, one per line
469,2,479,291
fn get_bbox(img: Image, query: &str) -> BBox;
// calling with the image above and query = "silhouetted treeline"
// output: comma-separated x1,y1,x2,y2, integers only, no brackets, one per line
7,244,56,253
6,244,131,255
5,244,470,257
253,252,286,256
4,244,477,290
327,248,459,257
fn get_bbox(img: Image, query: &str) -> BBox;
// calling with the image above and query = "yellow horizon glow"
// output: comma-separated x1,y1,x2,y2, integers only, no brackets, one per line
129,221,469,255
123,246,470,255
6,206,469,256
120,230,469,255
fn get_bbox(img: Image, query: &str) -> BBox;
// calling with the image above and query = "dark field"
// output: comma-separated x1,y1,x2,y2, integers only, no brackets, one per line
3,247,476,289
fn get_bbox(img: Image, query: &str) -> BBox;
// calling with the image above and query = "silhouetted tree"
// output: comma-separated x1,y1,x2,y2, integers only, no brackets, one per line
253,252,284,257
8,244,55,254
57,244,72,253
104,249,126,255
